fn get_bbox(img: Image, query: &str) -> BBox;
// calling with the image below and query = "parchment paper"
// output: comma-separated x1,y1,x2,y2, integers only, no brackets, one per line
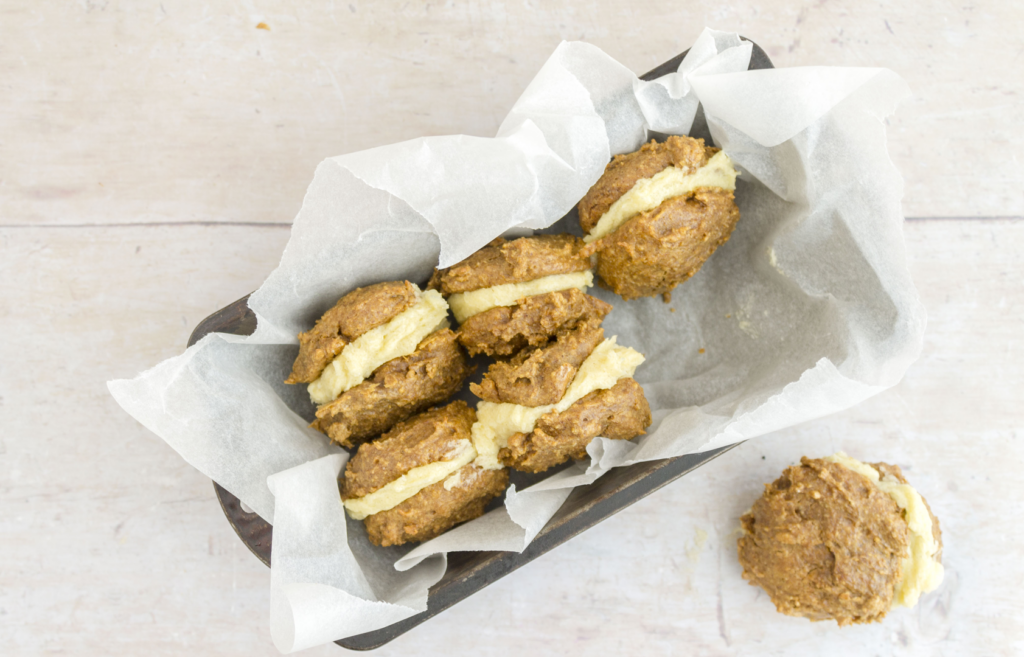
108,29,924,653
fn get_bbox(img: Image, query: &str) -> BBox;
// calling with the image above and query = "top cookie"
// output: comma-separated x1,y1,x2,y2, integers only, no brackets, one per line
427,234,590,296
576,135,741,301
340,400,477,500
578,135,717,234
286,281,419,384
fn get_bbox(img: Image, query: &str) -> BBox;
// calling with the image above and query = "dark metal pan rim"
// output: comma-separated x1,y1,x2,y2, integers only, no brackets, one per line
188,38,771,650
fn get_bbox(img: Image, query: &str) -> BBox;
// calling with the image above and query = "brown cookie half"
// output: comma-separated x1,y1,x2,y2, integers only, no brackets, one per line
456,287,612,358
578,135,717,234
737,457,944,626
312,329,473,448
499,377,651,473
363,465,509,547
427,234,590,296
471,315,604,407
286,280,419,384
581,188,740,300
340,400,476,500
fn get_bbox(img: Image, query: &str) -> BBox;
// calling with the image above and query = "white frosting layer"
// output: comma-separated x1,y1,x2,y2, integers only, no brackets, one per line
826,452,944,608
343,439,477,520
584,150,738,244
442,467,465,491
308,288,449,405
471,337,645,470
448,270,593,324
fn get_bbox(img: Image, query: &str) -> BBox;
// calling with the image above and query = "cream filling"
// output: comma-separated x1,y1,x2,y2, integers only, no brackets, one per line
442,467,465,491
308,288,449,405
343,439,477,520
826,452,944,608
471,337,645,470
584,150,738,244
448,270,593,324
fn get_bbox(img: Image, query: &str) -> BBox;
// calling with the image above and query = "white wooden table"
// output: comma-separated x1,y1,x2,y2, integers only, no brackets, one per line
2,2,1021,655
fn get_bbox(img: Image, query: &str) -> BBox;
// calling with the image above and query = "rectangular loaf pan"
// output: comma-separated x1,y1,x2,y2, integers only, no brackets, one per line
188,39,772,650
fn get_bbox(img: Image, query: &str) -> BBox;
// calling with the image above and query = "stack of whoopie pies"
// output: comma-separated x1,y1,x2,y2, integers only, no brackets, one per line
286,133,743,547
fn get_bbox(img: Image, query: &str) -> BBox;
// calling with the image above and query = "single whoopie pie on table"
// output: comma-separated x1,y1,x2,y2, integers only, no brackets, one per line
578,135,741,301
340,401,509,547
738,453,943,625
285,280,473,448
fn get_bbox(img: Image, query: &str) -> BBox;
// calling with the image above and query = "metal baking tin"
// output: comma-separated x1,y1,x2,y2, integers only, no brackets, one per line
188,39,772,651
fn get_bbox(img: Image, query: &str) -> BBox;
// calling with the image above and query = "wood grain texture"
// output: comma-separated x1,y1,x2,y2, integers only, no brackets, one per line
2,3,1023,655
1,1,1021,228
1,218,1021,655
0,225,291,655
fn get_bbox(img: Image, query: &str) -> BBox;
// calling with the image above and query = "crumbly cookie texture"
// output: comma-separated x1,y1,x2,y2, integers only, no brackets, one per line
311,329,473,448
286,280,419,384
306,288,449,405
471,316,605,407
340,401,509,547
342,439,477,521
471,337,646,471
584,150,737,244
447,270,593,324
582,188,740,300
340,400,476,500
825,453,945,608
578,135,741,300
427,234,591,296
456,287,612,358
578,136,715,234
738,456,943,626
499,377,651,473
363,464,508,547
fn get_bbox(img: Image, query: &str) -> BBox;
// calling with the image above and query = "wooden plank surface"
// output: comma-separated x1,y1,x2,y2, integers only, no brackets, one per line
1,1,1021,228
2,218,1021,655
2,2,1023,655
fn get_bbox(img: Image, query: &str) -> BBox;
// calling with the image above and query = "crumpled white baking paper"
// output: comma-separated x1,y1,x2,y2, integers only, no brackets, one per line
108,28,924,653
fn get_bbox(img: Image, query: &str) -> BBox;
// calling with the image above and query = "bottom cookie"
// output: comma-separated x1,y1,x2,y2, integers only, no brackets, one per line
499,377,651,473
312,328,473,448
364,465,509,547
340,401,510,547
